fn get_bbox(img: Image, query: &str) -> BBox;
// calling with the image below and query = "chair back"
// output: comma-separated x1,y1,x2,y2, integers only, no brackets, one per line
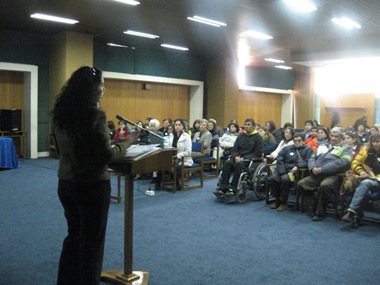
192,141,203,153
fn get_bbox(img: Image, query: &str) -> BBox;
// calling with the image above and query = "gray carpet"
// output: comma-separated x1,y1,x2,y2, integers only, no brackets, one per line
1,158,380,285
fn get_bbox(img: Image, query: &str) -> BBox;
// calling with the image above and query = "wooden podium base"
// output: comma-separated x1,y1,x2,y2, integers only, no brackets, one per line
101,270,149,285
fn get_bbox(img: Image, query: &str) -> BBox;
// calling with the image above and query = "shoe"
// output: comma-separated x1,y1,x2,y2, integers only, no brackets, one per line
213,189,224,196
276,203,288,212
270,201,280,209
351,216,360,229
342,211,354,223
312,215,325,221
225,190,236,197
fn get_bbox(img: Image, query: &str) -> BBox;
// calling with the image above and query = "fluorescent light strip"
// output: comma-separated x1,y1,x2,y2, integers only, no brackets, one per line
284,0,317,13
124,30,159,39
30,13,78,24
275,65,292,70
107,43,129,48
265,58,285,63
243,30,273,40
187,16,226,27
114,0,140,5
331,17,361,30
161,44,189,51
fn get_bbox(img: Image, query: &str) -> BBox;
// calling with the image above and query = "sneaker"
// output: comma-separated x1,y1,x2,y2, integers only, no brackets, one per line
276,203,288,212
342,211,354,223
213,189,224,196
225,190,236,197
270,201,280,209
312,215,325,221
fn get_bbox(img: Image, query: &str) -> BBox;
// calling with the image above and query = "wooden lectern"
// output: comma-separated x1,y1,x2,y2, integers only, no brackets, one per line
101,148,176,285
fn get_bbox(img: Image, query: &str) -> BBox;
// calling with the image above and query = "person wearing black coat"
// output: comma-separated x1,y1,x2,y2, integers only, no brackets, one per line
270,133,313,211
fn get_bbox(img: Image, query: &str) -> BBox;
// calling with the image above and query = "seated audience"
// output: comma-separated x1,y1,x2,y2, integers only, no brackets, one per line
265,120,278,142
214,118,263,196
270,133,313,211
312,120,319,127
304,125,318,145
269,127,295,161
297,127,353,221
304,120,313,140
342,133,380,228
354,119,370,144
208,118,224,138
193,119,212,157
219,122,240,160
370,125,379,136
258,126,276,156
155,118,193,190
108,120,116,141
306,126,329,153
344,130,361,158
167,124,174,135
112,120,131,143
158,118,172,136
190,119,200,139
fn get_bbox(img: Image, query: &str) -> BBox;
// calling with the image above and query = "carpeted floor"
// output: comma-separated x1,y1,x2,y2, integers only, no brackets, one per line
1,158,380,285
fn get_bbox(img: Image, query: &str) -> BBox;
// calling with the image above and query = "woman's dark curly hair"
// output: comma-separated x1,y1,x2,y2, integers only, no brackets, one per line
52,66,103,136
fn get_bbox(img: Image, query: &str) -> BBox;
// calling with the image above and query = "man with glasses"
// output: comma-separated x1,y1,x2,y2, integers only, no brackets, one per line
297,126,353,221
270,133,313,211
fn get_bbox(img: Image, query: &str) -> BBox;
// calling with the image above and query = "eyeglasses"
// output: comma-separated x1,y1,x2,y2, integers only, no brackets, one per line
293,139,303,143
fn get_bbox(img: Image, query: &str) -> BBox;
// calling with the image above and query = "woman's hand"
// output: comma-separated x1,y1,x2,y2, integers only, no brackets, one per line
359,171,368,178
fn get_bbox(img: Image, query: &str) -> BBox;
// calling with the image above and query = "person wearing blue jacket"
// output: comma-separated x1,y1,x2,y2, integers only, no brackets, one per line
270,133,313,211
297,126,353,221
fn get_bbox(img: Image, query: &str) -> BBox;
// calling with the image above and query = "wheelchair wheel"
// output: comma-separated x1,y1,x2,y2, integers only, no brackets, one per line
252,163,272,200
236,172,249,203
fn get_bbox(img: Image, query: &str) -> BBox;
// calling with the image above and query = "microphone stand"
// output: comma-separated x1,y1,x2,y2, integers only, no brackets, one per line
116,115,164,139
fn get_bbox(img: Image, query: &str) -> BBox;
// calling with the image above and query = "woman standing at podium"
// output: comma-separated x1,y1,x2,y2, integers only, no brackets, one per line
52,66,137,285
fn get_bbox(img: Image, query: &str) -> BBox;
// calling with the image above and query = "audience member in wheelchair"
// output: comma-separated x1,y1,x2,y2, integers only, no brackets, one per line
269,127,295,161
342,133,380,228
214,118,263,196
218,122,240,160
297,127,353,221
270,133,313,211
193,119,212,157
344,130,362,158
306,125,329,153
258,126,276,157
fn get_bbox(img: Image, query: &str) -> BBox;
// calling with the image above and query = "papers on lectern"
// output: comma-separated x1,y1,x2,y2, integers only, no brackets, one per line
125,144,161,161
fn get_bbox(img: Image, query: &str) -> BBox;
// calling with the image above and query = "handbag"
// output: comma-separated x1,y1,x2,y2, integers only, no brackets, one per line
341,164,376,194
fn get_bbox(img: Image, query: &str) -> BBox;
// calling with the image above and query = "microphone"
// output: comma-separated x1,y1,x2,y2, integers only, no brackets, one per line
116,115,164,139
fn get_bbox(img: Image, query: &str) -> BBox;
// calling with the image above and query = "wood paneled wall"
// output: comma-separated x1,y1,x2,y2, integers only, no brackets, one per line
0,71,24,109
238,90,282,127
319,93,375,128
100,79,190,125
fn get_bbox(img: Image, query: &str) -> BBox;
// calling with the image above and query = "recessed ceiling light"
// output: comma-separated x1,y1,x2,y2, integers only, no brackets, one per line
331,17,361,30
243,30,273,40
187,15,226,27
123,30,159,39
114,0,140,5
30,13,78,24
161,44,189,51
284,0,317,13
275,65,292,70
265,58,285,63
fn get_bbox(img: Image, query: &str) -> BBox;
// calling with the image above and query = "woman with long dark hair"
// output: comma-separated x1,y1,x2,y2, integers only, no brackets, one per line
52,66,137,285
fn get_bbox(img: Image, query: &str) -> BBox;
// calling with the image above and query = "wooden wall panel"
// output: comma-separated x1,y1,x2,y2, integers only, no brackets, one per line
319,93,375,128
0,71,24,109
238,90,282,127
100,79,190,126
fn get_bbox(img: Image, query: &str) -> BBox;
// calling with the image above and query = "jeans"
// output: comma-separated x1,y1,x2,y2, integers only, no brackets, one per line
57,179,111,285
349,179,380,215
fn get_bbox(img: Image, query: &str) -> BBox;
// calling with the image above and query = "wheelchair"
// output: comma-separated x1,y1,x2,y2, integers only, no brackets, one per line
215,157,273,203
